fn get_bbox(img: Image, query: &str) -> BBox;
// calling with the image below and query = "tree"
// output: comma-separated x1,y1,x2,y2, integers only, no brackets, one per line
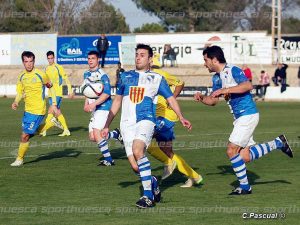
0,0,52,32
133,23,166,33
132,0,249,32
0,0,130,34
76,0,129,34
132,0,300,33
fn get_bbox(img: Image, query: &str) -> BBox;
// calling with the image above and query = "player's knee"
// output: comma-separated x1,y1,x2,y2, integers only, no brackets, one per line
89,132,95,142
226,144,240,158
21,133,30,142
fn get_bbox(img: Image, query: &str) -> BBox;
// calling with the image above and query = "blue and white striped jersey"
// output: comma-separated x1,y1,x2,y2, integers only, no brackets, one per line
212,64,258,119
83,68,112,111
116,70,173,124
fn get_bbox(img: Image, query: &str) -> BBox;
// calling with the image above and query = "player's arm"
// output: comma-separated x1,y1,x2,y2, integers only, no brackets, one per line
101,73,125,138
43,71,58,109
12,79,23,110
194,92,219,106
166,96,191,130
158,77,192,130
86,74,111,111
61,66,74,98
161,71,184,98
211,81,252,98
101,94,123,138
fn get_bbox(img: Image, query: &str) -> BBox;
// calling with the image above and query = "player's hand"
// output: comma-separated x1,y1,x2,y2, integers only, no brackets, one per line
87,103,96,112
83,104,90,112
194,92,204,102
68,92,75,99
52,105,58,115
101,128,109,139
211,89,224,98
180,117,192,131
11,102,18,110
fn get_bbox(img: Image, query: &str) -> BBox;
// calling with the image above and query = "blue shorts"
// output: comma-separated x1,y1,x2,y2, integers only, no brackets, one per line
22,112,45,135
154,117,175,142
49,96,62,109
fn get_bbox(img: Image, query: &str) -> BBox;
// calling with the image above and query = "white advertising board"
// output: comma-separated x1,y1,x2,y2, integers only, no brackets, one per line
0,35,11,65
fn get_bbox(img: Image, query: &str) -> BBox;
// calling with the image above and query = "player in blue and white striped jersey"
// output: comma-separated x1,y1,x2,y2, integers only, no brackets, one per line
101,44,192,208
195,46,293,195
83,51,121,166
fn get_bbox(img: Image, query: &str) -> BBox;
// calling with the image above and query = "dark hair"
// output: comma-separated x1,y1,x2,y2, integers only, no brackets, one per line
21,51,35,62
261,70,265,73
203,46,226,63
88,50,99,58
46,51,55,57
135,44,153,58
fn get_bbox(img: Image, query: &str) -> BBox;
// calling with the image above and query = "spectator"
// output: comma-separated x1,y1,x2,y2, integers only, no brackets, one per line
115,62,125,86
272,63,288,93
242,64,252,82
255,70,270,100
162,44,176,67
96,34,109,68
298,66,300,87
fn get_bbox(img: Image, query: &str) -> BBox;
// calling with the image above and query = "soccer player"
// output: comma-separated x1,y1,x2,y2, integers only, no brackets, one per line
101,44,192,208
148,54,203,187
39,51,73,137
83,51,121,166
10,51,57,167
194,46,293,195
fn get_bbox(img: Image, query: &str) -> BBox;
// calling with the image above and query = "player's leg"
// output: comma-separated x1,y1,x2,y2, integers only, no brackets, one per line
38,105,55,136
11,113,45,166
227,114,259,195
133,120,159,208
240,135,294,162
93,110,114,166
149,117,176,179
55,97,70,137
107,128,123,144
147,140,173,169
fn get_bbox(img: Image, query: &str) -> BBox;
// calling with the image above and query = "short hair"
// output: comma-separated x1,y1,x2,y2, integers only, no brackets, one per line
46,51,55,57
135,44,153,58
21,51,35,62
203,46,226,63
88,50,99,58
261,70,265,73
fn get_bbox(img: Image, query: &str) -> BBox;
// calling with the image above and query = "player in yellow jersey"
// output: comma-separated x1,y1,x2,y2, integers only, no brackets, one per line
38,51,74,137
11,51,57,167
148,53,203,187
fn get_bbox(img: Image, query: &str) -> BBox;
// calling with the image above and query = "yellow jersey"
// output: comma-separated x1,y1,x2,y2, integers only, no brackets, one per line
16,68,53,115
45,63,72,97
153,68,184,122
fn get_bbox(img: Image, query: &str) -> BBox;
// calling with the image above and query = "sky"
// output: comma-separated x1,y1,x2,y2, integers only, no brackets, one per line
105,0,161,31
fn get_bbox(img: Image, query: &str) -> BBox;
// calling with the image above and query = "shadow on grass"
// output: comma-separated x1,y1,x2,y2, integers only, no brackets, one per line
207,165,292,187
24,148,81,164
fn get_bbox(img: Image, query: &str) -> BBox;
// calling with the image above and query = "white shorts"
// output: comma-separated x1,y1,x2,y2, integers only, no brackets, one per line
120,120,155,157
88,110,109,132
229,113,259,148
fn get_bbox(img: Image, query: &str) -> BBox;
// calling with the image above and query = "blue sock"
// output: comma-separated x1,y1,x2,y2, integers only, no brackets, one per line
230,154,250,191
98,140,113,162
137,156,153,200
249,138,281,161
107,130,118,140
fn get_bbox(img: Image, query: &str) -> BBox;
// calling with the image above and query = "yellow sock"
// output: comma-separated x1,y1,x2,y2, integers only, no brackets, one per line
17,142,30,160
38,113,54,133
172,154,201,179
148,142,173,165
57,114,68,130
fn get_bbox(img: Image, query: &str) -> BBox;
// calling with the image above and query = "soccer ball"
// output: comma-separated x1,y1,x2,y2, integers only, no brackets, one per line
81,78,104,99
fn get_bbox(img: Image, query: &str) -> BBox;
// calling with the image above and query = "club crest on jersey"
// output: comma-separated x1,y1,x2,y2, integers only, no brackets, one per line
129,86,145,104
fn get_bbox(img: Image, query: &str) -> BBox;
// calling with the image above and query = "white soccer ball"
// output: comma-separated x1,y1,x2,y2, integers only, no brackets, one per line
81,78,104,99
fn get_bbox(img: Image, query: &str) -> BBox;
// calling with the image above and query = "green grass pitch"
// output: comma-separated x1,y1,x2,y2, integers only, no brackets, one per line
0,98,299,225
